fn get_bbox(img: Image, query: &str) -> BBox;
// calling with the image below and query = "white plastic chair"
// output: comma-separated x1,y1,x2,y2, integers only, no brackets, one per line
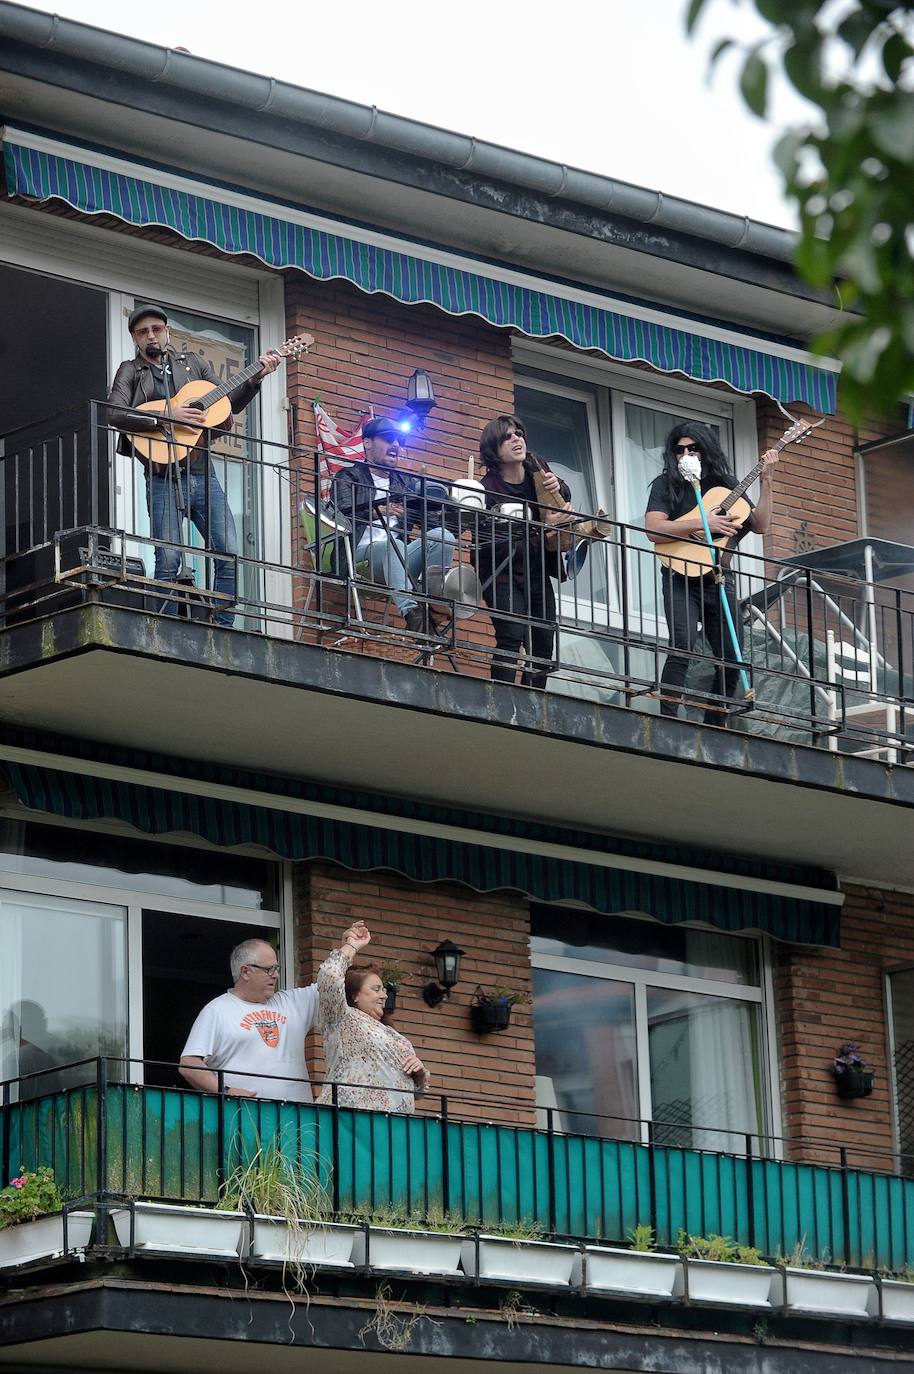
825,628,899,763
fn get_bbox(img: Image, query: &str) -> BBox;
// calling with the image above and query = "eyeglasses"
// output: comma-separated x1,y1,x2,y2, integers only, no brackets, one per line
246,963,280,975
674,443,701,455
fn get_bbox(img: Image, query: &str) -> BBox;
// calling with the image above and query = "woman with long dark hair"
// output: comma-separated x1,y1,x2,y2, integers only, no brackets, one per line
644,421,777,723
316,922,429,1113
475,414,573,688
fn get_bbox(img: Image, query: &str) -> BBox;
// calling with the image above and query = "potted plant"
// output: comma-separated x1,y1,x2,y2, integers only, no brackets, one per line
572,1223,679,1298
0,1167,94,1269
674,1231,776,1309
470,986,531,1034
381,962,405,1015
833,1041,875,1099
460,1219,576,1286
350,1207,464,1276
776,1241,875,1317
219,1148,357,1270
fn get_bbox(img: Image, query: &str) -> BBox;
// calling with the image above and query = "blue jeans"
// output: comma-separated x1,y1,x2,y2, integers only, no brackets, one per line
357,527,456,614
146,464,238,626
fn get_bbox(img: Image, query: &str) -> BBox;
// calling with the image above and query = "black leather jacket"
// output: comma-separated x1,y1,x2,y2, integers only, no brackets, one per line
106,346,261,455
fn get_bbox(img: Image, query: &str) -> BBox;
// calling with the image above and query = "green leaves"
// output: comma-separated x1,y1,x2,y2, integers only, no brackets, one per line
688,0,914,422
740,49,770,116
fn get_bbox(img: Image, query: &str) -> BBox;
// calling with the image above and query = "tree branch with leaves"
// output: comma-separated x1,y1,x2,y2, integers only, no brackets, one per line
687,0,914,422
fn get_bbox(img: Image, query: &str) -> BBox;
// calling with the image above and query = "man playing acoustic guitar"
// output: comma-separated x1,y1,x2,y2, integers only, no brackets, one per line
107,304,281,626
644,422,777,724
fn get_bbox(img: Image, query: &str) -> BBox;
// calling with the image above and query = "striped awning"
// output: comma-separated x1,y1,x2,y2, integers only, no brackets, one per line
4,760,841,946
2,132,838,413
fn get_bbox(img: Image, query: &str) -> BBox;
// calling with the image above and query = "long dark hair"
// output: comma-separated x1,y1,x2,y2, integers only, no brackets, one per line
479,414,535,471
656,422,737,506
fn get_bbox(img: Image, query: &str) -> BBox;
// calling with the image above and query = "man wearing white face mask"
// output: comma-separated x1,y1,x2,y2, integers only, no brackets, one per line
644,422,777,724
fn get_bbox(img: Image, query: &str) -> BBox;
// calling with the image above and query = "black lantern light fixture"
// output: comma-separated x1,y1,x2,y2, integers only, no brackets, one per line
404,368,436,427
422,939,465,1007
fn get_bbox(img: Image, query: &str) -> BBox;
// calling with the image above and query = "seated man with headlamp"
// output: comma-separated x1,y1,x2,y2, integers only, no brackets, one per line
330,416,456,636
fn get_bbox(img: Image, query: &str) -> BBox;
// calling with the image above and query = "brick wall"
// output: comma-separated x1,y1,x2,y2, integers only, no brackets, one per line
293,860,536,1125
755,397,899,565
283,273,515,669
775,882,914,1168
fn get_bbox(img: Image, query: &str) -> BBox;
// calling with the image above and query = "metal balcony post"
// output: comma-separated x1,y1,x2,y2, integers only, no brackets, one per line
440,1093,451,1217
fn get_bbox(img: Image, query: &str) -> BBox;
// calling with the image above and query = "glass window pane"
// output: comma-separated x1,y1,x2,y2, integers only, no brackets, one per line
531,906,759,986
514,383,609,609
620,400,723,626
647,986,764,1152
0,889,127,1097
533,967,639,1139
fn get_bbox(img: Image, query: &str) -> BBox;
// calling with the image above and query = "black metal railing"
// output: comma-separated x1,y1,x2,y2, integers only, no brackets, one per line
4,1056,914,1268
1,402,912,757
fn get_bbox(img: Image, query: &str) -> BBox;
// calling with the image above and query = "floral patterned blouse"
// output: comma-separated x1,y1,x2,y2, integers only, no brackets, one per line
316,948,430,1114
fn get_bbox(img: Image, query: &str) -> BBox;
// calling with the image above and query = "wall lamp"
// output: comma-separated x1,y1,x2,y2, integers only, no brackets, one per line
422,940,465,1007
404,368,436,429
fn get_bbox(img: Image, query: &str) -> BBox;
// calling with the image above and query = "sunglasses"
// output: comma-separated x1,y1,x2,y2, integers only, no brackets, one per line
674,443,701,455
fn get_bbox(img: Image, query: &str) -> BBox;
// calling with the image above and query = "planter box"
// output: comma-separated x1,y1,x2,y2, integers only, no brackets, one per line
251,1217,357,1267
675,1258,776,1308
778,1266,874,1317
352,1226,463,1275
869,1279,914,1323
835,1069,874,1099
111,1202,244,1257
470,1001,511,1034
571,1245,679,1298
0,1210,94,1268
460,1234,575,1286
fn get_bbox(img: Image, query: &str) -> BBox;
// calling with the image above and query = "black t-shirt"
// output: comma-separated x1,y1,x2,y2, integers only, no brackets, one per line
147,363,174,403
646,472,752,523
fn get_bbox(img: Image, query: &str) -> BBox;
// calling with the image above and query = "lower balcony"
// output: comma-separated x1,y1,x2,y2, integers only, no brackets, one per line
4,1061,914,1371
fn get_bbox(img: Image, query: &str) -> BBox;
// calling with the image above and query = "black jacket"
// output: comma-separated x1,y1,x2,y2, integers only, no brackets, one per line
106,346,262,456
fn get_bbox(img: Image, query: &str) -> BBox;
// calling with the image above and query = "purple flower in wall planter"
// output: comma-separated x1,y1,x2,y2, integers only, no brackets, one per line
832,1042,875,1100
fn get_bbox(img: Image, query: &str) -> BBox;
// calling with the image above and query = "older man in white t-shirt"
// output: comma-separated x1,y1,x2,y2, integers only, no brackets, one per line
179,928,359,1102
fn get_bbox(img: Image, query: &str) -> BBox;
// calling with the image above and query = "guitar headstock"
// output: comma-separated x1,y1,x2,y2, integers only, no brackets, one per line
276,334,314,361
776,416,826,450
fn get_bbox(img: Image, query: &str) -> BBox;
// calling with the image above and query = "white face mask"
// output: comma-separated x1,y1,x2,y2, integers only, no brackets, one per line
677,453,702,483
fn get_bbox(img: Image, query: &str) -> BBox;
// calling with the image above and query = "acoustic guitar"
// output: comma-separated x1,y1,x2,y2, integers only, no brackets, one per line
655,418,821,578
131,333,312,467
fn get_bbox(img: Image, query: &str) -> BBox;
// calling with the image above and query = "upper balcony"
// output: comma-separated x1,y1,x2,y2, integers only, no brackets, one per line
1,403,913,886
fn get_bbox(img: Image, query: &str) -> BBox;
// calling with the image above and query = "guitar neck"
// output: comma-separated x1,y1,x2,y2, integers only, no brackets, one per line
191,358,264,411
717,433,787,513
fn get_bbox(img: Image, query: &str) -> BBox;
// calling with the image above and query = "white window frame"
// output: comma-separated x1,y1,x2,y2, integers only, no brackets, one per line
0,202,291,634
0,808,285,1086
884,964,914,1161
531,921,781,1153
513,338,762,636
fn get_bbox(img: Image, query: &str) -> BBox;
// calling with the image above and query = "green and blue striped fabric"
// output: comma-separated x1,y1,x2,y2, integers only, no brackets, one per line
4,761,840,945
3,139,837,413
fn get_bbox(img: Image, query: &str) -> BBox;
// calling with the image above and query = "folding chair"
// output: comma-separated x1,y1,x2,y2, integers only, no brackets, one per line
825,628,899,763
298,497,363,627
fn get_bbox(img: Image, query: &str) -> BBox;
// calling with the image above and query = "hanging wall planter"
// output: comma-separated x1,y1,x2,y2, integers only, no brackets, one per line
833,1042,875,1099
470,987,529,1034
383,984,398,1014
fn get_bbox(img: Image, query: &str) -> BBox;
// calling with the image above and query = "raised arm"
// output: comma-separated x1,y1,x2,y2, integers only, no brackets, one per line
317,922,371,1026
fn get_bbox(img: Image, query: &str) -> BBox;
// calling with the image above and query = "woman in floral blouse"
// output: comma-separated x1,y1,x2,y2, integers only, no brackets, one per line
317,921,430,1114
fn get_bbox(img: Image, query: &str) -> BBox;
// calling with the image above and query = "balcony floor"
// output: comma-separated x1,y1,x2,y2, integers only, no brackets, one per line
0,604,913,885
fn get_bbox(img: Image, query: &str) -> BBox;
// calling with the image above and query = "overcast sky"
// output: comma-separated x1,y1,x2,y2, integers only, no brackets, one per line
14,0,815,229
